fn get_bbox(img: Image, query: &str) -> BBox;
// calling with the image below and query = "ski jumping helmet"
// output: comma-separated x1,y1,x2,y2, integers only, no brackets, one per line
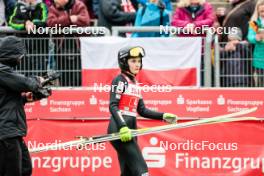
118,46,145,72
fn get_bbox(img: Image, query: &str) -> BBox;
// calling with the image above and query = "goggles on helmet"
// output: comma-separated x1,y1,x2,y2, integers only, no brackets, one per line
129,47,145,58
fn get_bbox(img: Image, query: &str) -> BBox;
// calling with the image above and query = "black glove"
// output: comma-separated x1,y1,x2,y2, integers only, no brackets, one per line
32,87,52,100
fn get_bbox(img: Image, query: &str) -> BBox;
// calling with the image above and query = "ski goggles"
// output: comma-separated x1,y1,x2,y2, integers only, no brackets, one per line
129,47,145,58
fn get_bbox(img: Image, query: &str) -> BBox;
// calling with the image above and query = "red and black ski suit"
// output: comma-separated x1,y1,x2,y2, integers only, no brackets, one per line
107,73,164,176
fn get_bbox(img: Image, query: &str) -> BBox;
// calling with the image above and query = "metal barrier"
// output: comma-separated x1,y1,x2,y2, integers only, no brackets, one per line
204,29,214,87
112,26,214,87
214,35,256,87
0,26,213,87
112,26,177,36
0,26,110,87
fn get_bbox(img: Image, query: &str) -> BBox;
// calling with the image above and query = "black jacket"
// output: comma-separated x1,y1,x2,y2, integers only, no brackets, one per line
108,73,163,133
98,0,136,31
0,36,41,140
222,0,256,42
8,1,48,30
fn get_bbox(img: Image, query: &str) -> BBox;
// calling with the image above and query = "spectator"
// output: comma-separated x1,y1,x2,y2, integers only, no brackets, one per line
8,0,48,83
47,0,90,87
0,0,6,26
3,0,17,22
171,0,215,36
221,28,254,87
98,0,136,33
137,0,173,11
222,0,256,42
247,0,264,87
8,0,48,32
132,0,170,37
47,0,90,27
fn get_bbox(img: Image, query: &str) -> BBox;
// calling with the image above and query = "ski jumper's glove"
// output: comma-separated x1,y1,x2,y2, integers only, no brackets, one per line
163,113,177,124
119,126,132,142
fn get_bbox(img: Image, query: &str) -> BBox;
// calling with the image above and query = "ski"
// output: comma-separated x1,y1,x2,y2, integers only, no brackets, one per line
29,107,257,153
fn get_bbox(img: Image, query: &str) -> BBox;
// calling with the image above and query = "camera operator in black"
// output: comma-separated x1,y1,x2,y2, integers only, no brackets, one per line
107,46,177,176
0,36,50,176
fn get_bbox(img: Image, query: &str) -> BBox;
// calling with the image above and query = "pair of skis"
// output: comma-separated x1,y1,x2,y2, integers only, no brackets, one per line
29,107,258,153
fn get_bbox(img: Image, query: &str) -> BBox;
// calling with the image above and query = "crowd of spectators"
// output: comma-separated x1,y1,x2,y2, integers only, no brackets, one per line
0,0,257,39
0,0,217,35
0,0,257,38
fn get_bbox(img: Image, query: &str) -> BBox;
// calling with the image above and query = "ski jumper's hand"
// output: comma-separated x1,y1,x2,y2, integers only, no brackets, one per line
119,126,132,142
163,113,177,124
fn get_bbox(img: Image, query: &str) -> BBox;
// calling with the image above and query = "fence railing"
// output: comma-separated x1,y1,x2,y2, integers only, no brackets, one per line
0,26,214,87
214,35,257,87
0,26,111,87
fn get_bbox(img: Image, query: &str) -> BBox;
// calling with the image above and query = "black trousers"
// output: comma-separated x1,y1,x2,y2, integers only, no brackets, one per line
108,117,149,176
111,139,149,176
0,137,32,176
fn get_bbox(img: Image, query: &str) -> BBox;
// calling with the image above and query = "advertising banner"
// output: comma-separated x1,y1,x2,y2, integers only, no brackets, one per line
25,89,264,119
26,120,264,176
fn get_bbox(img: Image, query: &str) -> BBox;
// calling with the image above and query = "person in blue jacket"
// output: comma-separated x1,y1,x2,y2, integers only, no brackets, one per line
247,0,264,87
132,0,171,37
137,0,172,11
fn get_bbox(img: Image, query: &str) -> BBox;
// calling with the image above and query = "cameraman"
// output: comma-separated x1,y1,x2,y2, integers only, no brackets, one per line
0,36,50,176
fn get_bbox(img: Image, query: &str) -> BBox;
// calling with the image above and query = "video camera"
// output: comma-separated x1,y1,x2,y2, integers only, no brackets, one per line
41,72,61,87
32,72,61,100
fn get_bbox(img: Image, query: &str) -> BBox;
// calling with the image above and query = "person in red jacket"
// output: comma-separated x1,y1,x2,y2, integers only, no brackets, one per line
171,0,215,36
47,0,90,27
47,0,90,87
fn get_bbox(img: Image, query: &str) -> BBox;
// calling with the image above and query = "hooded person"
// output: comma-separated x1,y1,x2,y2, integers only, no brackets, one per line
0,35,27,67
107,46,177,176
0,36,48,176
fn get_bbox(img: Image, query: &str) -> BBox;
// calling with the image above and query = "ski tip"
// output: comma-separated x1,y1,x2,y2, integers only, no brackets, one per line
246,116,259,121
231,116,259,121
250,107,258,112
231,116,260,122
236,107,258,115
